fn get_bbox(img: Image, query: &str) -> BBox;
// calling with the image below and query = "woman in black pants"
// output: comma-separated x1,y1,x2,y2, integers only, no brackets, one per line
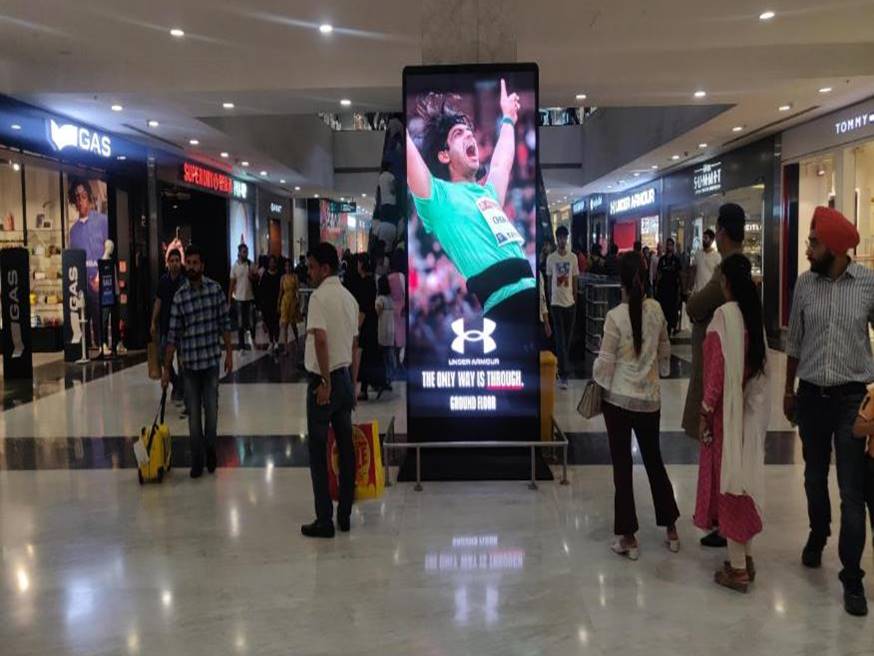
592,252,680,560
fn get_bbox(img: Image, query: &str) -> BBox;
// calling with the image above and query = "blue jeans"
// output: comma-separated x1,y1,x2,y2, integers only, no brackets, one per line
183,366,219,467
797,381,869,583
306,368,355,524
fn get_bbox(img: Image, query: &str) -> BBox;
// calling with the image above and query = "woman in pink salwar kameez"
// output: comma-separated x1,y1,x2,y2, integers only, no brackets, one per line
694,254,770,593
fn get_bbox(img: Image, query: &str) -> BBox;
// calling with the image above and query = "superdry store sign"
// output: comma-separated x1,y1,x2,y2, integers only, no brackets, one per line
609,186,657,216
181,162,248,200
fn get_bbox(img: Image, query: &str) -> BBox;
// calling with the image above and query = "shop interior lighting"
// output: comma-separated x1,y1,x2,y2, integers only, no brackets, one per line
170,28,185,38
10,124,21,130
147,120,159,128
693,90,706,99
759,10,775,21
319,24,333,34
111,104,123,112
222,102,235,109
818,87,832,94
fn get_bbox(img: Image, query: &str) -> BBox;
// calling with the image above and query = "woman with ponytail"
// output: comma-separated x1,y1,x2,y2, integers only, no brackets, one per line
593,252,680,561
695,254,769,593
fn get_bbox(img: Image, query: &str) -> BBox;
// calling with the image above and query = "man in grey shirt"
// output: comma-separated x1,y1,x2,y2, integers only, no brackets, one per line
785,206,874,617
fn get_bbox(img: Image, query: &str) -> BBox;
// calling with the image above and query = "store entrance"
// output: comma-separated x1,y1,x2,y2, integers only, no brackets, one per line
161,186,229,293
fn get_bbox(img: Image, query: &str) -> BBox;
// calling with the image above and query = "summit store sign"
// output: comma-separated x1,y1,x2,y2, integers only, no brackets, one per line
609,187,656,216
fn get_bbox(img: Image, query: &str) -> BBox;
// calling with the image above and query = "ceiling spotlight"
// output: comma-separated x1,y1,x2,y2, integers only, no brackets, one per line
319,24,333,34
651,165,659,170
111,104,123,112
607,184,613,189
10,124,21,130
699,143,708,148
819,86,833,94
280,179,286,184
260,170,268,177
222,102,235,109
241,160,250,167
575,93,587,101
294,186,301,191
778,104,792,112
314,193,320,198
188,139,199,145
362,193,367,198
633,172,641,177
759,10,775,21
170,28,185,38
12,163,20,171
147,119,159,128
671,154,680,160
340,99,352,107
732,125,744,132
117,155,127,161
220,151,229,158
618,180,625,184
693,90,707,99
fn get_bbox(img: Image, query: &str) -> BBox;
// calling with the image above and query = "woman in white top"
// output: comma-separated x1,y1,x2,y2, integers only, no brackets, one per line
593,252,681,560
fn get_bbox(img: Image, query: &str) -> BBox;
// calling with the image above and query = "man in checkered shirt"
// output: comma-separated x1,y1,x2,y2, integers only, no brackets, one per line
163,244,233,478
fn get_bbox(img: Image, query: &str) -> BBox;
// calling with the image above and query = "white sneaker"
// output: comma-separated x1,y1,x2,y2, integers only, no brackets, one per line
611,538,639,561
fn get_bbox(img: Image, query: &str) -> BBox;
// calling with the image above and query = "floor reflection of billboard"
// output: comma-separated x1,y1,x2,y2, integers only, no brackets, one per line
405,64,540,436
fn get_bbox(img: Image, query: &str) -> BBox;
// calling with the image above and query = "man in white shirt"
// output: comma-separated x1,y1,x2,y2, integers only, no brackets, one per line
546,226,579,389
229,244,256,350
691,229,721,293
301,243,361,539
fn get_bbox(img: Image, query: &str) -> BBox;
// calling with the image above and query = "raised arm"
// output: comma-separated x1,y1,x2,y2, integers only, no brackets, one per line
486,79,520,207
406,131,432,200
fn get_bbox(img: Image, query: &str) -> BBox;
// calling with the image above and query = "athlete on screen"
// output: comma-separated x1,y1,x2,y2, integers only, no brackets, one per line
406,79,537,324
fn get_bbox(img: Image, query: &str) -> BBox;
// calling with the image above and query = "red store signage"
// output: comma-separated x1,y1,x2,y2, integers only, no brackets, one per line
181,162,232,195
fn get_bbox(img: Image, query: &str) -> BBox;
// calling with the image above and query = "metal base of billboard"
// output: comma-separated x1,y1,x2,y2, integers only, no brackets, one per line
383,419,569,491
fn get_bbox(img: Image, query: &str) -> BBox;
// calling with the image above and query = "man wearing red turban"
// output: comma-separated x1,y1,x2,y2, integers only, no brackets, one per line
785,206,874,616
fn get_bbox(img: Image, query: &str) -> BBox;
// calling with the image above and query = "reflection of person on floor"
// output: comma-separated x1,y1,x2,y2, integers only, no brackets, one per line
163,245,233,479
301,243,360,539
593,252,679,562
695,254,769,594
406,79,537,333
784,206,874,617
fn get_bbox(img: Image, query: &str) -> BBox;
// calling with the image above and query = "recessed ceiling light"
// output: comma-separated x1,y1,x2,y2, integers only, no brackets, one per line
241,161,250,167
314,193,320,198
759,10,775,21
294,186,301,191
220,151,229,158
222,102,235,109
10,124,21,130
633,172,641,177
12,163,20,171
362,193,367,197
111,104,123,112
819,86,833,94
170,28,185,38
260,170,268,177
693,90,707,99
188,139,199,146
651,165,659,170
699,143,708,148
671,154,680,160
280,179,286,184
319,24,333,34
117,155,127,161
618,180,625,184
778,104,792,112
607,184,613,189
340,99,352,107
732,125,744,132
575,93,587,101
147,119,159,128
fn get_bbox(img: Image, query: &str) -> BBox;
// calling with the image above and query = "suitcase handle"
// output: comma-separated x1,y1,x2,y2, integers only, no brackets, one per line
146,390,168,454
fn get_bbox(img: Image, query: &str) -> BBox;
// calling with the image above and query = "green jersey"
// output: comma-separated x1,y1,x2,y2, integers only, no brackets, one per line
412,175,534,313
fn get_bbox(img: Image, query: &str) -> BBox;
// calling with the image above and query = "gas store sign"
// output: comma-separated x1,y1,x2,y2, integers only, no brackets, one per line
46,120,112,158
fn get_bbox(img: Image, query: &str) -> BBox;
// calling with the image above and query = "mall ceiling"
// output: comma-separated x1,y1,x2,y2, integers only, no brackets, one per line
2,0,874,202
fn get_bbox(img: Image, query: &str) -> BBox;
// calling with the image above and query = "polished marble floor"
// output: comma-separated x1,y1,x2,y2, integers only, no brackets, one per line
1,346,872,654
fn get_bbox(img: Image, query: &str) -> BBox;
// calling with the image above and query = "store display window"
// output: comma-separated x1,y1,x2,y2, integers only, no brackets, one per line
0,155,23,250
851,142,874,269
26,163,64,328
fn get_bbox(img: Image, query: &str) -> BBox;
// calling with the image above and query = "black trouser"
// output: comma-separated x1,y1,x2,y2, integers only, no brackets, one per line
602,401,680,535
235,300,254,347
550,305,576,380
263,306,279,343
307,368,355,524
797,380,869,584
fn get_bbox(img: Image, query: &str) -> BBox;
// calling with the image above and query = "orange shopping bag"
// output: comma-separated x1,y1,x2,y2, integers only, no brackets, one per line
328,421,384,501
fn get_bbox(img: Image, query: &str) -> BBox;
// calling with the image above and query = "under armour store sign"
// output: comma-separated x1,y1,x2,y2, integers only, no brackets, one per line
609,186,657,216
403,62,541,452
1,248,33,379
62,249,87,362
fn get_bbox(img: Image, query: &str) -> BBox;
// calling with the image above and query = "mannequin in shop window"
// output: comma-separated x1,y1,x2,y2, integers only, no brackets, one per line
98,239,121,358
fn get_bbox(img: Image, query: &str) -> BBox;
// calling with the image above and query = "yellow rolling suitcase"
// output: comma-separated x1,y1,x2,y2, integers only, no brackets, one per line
134,391,172,484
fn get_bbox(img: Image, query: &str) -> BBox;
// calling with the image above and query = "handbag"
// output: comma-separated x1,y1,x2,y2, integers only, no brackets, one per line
577,380,603,419
852,385,874,458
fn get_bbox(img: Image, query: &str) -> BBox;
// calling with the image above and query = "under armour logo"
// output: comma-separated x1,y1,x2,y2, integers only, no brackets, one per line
451,318,497,355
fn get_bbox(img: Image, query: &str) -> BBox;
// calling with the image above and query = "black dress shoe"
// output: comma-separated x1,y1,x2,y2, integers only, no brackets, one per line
338,516,351,532
802,533,826,568
301,521,335,539
843,580,869,616
206,448,217,474
700,530,728,548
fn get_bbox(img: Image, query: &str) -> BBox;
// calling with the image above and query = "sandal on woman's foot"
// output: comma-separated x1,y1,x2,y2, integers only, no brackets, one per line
723,556,756,582
715,566,750,593
611,538,639,561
